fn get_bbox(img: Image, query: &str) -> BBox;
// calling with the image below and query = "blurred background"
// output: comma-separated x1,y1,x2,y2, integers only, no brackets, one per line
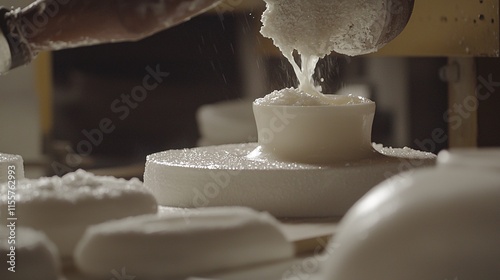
0,0,499,179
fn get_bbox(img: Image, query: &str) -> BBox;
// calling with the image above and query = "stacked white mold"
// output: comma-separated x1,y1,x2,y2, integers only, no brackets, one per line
144,143,436,217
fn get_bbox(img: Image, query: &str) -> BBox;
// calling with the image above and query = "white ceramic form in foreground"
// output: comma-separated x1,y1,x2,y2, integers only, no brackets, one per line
253,95,376,164
323,148,500,279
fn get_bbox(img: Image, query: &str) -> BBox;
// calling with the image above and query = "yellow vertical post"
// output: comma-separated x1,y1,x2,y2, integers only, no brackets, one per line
34,51,53,152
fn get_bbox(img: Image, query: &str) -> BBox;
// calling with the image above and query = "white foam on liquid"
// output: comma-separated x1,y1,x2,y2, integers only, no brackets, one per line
254,87,372,106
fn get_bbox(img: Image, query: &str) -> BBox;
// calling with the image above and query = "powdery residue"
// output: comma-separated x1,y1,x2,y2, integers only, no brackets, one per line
260,0,386,99
260,0,387,57
254,87,372,106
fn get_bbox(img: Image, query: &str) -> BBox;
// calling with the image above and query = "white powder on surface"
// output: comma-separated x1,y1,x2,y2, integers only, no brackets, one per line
254,87,372,106
144,143,436,217
0,169,158,260
0,169,146,202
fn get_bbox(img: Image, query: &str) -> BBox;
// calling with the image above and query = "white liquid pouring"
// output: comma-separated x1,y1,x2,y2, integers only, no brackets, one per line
260,0,385,104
